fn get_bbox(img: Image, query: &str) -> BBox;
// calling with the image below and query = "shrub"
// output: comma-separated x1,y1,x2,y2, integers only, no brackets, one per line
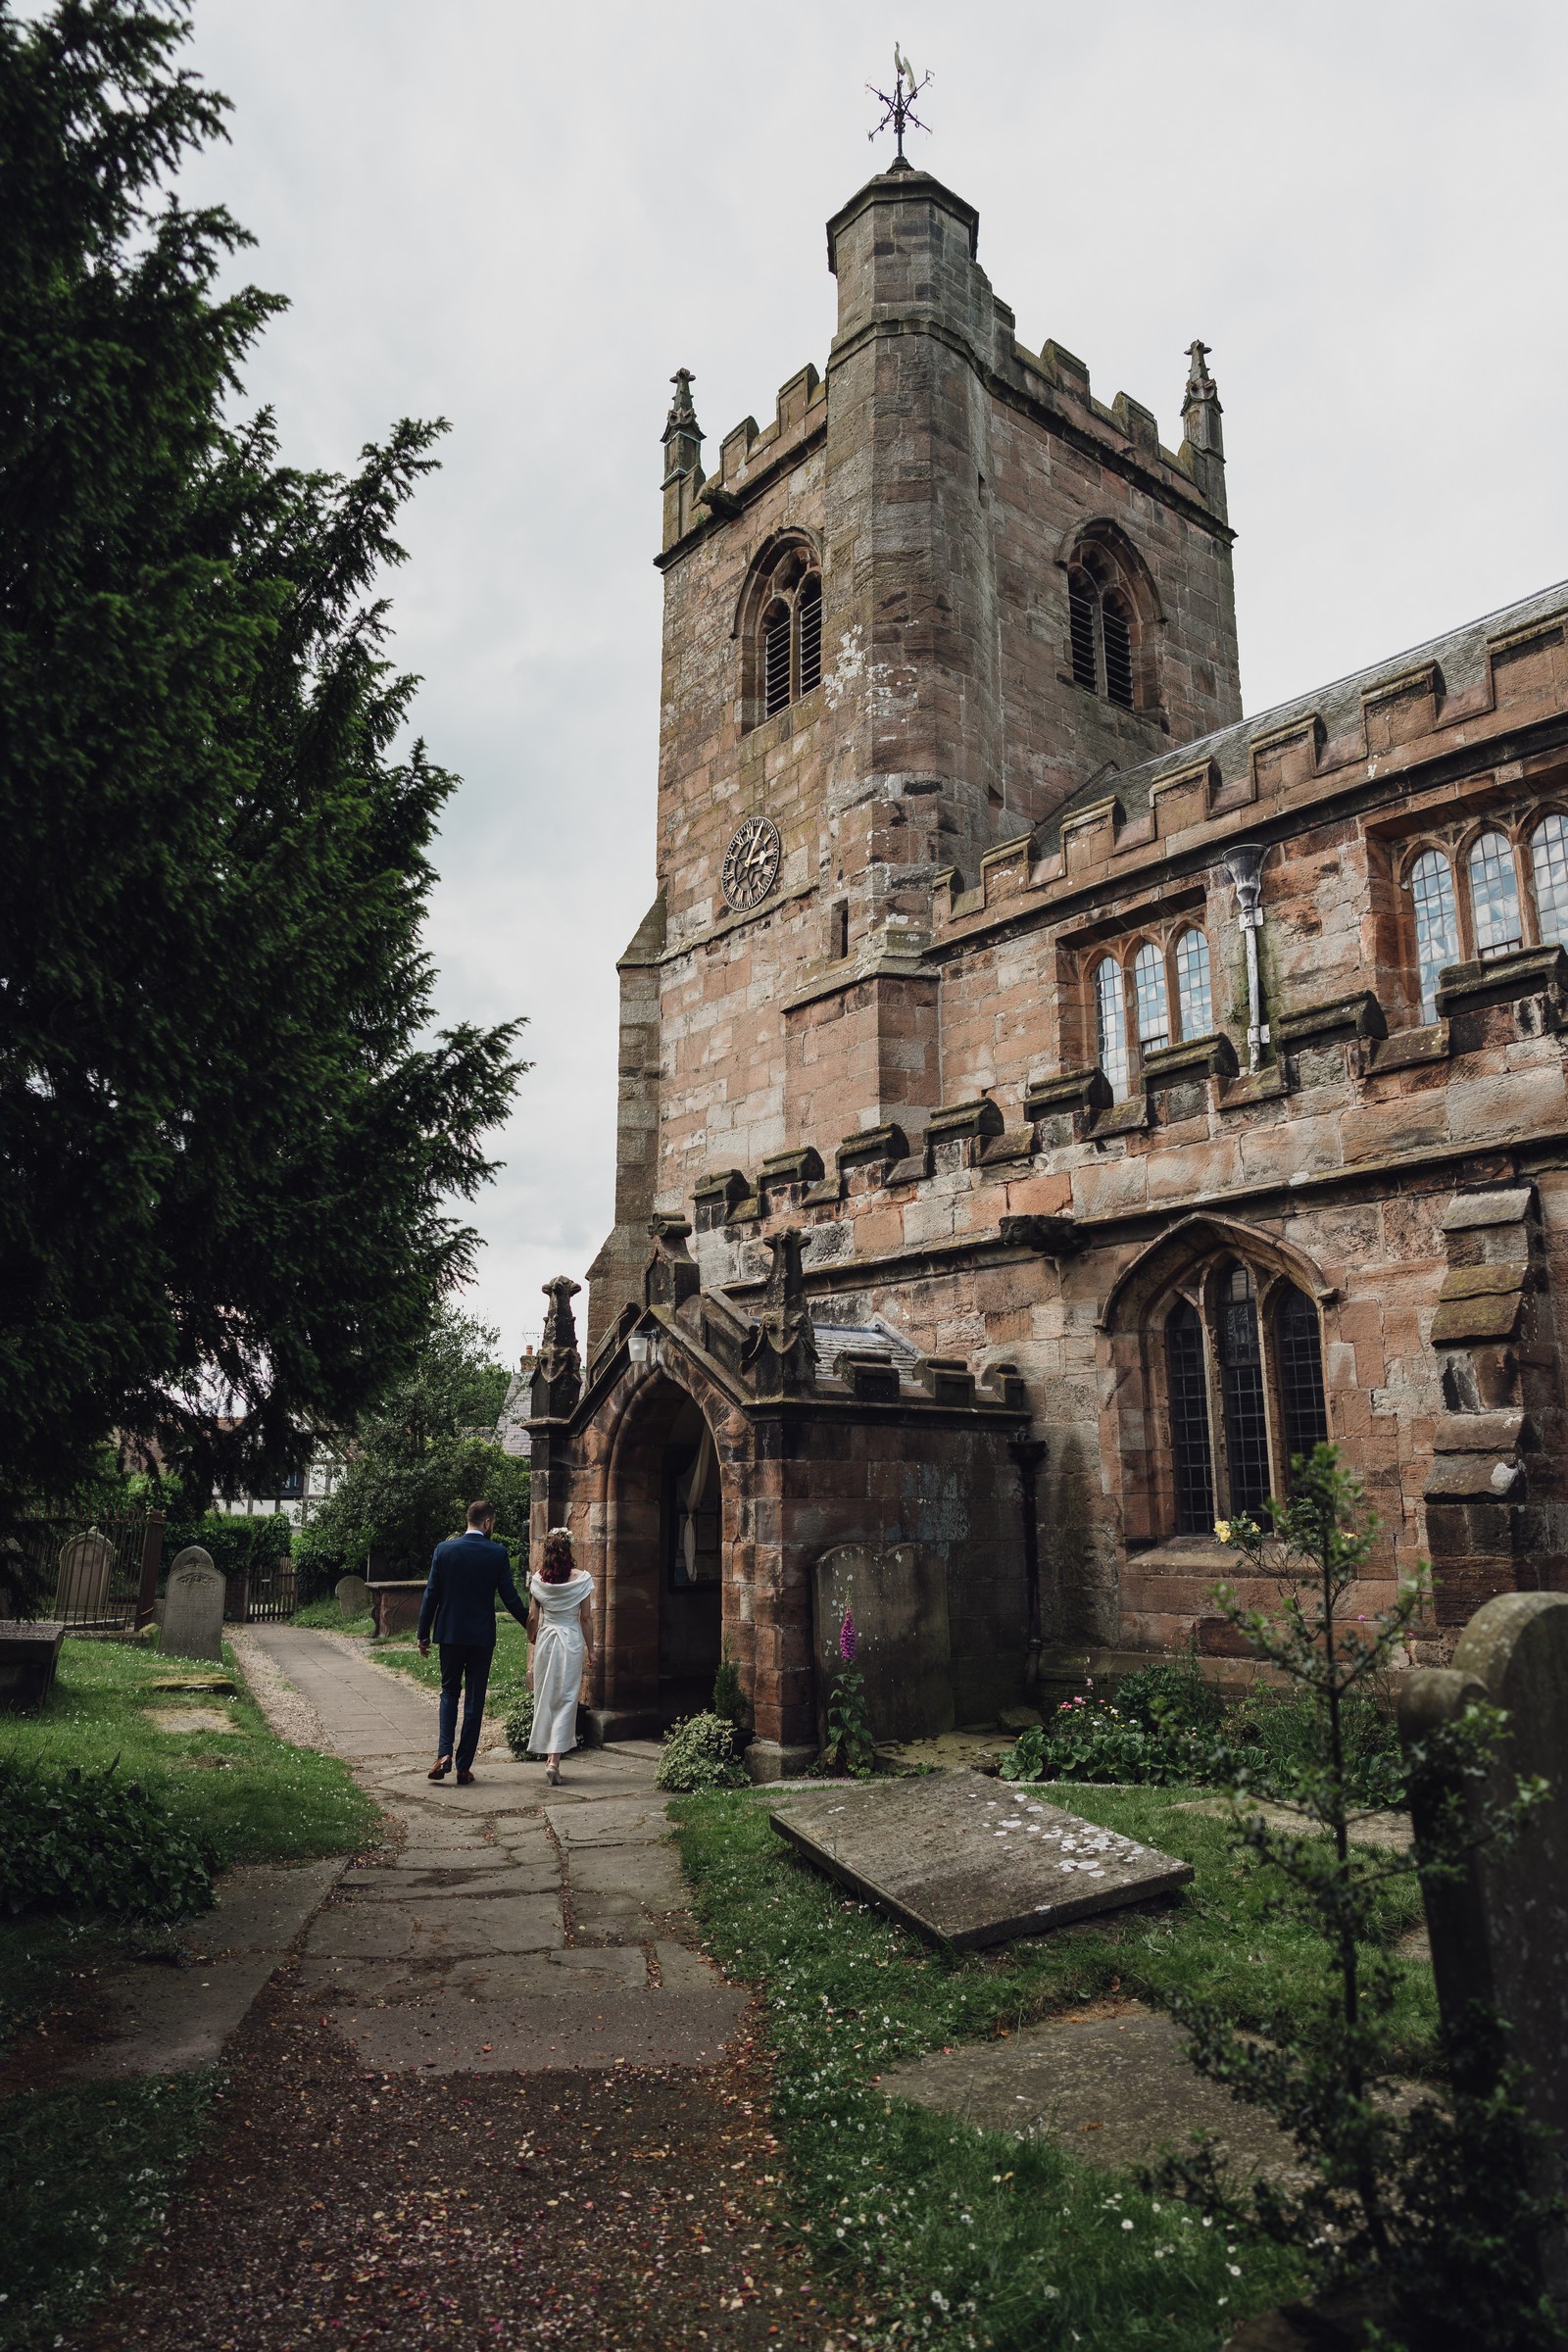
1000,1692,1201,1787
1114,1649,1225,1739
1153,1446,1560,2348
503,1689,535,1759
711,1646,747,1729
0,1757,214,1922
655,1713,745,1793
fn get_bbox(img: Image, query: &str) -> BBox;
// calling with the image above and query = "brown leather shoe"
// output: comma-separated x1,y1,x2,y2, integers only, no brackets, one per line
427,1756,452,1781
456,1768,475,1786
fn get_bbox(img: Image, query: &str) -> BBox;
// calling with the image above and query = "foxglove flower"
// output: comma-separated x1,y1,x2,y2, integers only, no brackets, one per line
839,1607,858,1663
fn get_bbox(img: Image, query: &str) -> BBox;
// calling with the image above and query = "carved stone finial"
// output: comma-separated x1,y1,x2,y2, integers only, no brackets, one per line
1185,338,1215,396
531,1276,583,1419
664,368,700,437
741,1229,817,1397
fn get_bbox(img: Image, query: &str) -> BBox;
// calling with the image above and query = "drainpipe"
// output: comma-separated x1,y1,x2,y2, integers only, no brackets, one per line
1225,842,1269,1073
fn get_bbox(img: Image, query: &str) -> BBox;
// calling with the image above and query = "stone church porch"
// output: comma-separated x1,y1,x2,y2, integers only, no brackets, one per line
527,1226,1036,1778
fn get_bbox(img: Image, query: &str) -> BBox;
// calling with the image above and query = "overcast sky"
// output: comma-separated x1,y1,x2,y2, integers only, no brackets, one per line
172,0,1568,1369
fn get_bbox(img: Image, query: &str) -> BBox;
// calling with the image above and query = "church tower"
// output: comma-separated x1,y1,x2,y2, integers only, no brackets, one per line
589,156,1241,1346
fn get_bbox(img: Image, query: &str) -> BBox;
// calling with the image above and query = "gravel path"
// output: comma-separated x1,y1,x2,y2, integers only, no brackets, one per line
64,1628,865,2350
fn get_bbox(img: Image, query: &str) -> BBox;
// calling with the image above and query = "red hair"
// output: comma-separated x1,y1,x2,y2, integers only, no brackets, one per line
538,1528,575,1585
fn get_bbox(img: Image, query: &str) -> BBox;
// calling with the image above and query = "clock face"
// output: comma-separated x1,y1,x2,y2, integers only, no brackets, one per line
720,814,782,912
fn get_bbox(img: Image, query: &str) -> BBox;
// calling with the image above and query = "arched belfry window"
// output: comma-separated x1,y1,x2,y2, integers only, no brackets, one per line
1066,538,1148,711
744,541,823,728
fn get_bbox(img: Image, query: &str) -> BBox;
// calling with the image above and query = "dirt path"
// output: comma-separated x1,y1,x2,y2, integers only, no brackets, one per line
63,1628,857,2351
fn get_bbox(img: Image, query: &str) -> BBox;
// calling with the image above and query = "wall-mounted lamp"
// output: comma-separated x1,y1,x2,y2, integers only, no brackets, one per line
627,1331,651,1365
1224,841,1270,1074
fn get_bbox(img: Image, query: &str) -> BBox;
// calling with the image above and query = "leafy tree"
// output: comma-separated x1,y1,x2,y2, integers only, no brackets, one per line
1155,1447,1559,2349
0,0,526,1537
299,1308,530,1581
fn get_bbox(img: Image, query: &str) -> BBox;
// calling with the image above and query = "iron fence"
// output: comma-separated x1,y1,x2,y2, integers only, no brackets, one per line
17,1511,165,1632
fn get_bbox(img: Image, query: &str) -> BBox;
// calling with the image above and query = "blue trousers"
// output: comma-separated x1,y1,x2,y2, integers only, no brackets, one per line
437,1642,492,1771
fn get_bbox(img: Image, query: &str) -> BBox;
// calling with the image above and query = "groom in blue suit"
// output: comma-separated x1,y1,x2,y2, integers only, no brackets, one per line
416,1500,530,1785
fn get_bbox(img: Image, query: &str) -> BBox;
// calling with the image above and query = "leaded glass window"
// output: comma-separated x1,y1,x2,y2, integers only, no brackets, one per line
1175,928,1212,1039
1410,850,1459,1021
1132,941,1170,1053
1532,812,1568,948
1094,956,1129,1099
1219,1264,1271,1519
1469,830,1523,959
1166,1299,1215,1535
1277,1285,1328,1480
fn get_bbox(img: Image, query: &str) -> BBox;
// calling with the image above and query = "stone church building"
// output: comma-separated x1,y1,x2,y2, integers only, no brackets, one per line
528,155,1568,1778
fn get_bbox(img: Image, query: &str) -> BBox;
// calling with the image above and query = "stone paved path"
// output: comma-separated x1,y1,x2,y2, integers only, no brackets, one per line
65,1627,851,2350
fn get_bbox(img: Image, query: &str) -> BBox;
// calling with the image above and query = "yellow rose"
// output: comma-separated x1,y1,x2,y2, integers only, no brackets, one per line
1213,1520,1232,1544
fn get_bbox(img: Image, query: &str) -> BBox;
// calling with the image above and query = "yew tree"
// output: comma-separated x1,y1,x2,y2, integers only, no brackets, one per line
0,0,526,1527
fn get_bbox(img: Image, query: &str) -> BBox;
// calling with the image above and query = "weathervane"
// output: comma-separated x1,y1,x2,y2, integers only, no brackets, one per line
867,44,931,163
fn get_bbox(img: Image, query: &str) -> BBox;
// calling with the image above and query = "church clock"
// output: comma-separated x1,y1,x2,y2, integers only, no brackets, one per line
720,814,782,911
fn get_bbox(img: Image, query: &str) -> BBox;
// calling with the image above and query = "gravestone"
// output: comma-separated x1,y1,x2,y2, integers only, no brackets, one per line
1400,1590,1568,2299
55,1528,116,1620
770,1770,1193,1949
0,1621,66,1710
158,1547,226,1664
813,1542,954,1744
336,1573,370,1621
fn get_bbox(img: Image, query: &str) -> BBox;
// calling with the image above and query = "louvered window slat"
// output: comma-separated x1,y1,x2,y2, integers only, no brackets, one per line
763,610,792,717
1068,574,1098,692
797,577,822,695
1102,601,1135,708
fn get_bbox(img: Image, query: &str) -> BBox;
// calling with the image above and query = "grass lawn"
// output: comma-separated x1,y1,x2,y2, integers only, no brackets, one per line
671,1782,1437,2352
292,1594,373,1635
370,1615,529,1702
0,1634,379,1877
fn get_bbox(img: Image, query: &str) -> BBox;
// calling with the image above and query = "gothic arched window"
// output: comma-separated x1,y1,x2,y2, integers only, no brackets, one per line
1218,1264,1271,1520
1277,1284,1329,1474
1469,830,1523,959
1067,549,1139,710
1166,1298,1215,1535
1094,956,1130,1098
1531,812,1568,947
1175,927,1213,1039
745,542,824,729
1409,849,1459,1022
1132,941,1170,1054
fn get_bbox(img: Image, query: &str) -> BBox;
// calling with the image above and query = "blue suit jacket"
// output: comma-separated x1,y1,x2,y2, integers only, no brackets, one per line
416,1531,529,1649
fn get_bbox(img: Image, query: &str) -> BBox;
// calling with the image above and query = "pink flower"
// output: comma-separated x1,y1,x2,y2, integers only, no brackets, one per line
839,1608,858,1663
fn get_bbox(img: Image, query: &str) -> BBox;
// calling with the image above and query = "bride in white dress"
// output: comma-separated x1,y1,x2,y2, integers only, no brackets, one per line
527,1528,595,1785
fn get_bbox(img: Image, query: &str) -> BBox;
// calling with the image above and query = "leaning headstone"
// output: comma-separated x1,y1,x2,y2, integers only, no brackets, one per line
1400,1590,1568,2299
335,1573,370,1621
158,1546,226,1664
56,1528,116,1621
770,1769,1192,1949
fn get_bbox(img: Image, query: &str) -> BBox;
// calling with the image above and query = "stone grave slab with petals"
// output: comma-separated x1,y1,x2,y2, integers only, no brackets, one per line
769,1769,1193,1949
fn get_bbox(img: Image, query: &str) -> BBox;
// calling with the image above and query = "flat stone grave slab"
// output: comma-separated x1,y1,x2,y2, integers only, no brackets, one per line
143,1705,240,1736
880,2001,1304,2186
769,1771,1192,1949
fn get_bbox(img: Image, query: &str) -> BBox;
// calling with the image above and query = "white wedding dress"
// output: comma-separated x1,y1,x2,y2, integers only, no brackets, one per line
529,1569,593,1754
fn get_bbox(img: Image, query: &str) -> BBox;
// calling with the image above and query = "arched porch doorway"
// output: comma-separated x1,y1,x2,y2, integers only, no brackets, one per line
604,1374,724,1729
